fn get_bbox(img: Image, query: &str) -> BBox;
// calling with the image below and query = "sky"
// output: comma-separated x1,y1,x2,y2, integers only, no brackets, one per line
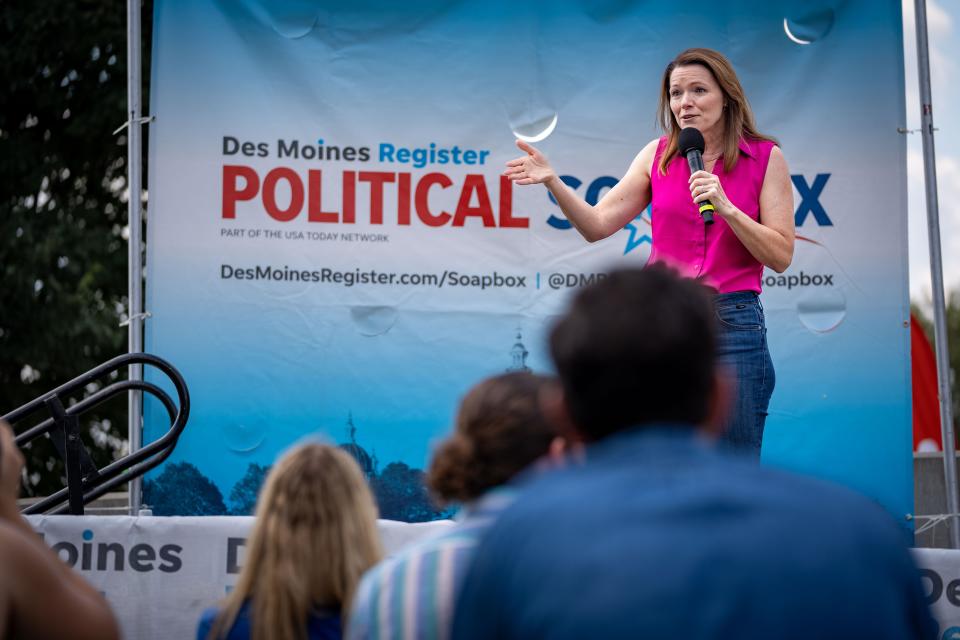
903,0,959,307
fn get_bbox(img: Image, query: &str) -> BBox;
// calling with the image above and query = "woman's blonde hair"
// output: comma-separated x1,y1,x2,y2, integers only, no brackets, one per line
656,47,777,175
207,443,383,640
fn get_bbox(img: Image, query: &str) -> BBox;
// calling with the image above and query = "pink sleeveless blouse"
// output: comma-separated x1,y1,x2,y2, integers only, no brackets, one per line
648,136,775,294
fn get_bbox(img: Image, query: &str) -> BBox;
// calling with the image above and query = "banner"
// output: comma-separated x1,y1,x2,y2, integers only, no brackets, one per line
26,516,952,639
26,515,452,640
914,548,960,638
146,1,911,527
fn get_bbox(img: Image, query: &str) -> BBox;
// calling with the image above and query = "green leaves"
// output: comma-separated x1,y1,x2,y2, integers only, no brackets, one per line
0,0,153,498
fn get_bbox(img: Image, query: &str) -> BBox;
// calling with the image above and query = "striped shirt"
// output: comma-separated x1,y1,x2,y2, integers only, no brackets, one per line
346,488,515,640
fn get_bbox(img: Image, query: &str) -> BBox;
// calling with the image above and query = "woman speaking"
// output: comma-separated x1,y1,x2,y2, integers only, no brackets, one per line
506,48,794,456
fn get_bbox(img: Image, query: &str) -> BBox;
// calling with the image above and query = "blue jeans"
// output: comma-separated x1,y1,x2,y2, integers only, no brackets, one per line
713,291,775,457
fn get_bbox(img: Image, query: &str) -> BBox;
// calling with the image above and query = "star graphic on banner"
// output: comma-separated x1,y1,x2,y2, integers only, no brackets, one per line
623,207,652,256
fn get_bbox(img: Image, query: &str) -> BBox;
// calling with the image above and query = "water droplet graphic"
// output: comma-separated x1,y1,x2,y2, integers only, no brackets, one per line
350,306,398,336
511,113,558,143
783,9,834,45
796,289,846,333
579,0,636,22
224,423,266,453
260,0,318,39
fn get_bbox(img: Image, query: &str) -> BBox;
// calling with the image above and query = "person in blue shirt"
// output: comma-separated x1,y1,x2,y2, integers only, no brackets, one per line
198,443,383,640
451,265,937,640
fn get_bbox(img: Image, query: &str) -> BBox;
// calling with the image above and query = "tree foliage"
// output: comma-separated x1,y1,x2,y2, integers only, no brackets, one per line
143,461,226,516
228,462,270,515
372,461,448,522
0,1,152,497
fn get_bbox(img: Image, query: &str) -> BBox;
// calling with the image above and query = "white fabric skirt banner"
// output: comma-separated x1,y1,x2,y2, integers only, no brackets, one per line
913,548,960,637
25,517,953,639
26,515,453,640
145,0,912,530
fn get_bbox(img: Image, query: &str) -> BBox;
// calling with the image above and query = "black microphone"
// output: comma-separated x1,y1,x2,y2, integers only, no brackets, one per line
678,127,715,225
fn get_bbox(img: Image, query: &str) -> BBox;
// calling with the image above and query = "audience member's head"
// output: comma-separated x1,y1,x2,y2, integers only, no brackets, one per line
347,372,561,640
206,443,382,640
450,266,937,640
549,264,717,441
0,421,120,639
427,372,558,505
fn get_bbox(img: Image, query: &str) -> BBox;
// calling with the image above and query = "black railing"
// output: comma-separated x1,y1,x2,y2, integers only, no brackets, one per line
3,353,190,515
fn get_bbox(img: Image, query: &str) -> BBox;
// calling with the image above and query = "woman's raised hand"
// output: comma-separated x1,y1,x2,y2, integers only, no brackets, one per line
504,139,557,186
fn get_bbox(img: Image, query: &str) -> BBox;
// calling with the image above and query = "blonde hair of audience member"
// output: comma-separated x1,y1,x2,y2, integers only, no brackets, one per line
207,443,382,640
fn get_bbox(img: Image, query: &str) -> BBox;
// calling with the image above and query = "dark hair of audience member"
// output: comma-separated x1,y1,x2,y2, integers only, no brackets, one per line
549,265,717,441
427,372,556,504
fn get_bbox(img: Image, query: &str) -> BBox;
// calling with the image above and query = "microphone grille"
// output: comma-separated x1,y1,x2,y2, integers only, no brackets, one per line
678,127,705,155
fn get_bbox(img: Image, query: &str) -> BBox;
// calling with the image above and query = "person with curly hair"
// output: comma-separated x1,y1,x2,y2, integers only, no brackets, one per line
347,372,565,640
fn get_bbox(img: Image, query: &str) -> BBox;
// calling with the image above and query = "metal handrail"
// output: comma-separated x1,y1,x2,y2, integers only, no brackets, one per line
2,353,190,515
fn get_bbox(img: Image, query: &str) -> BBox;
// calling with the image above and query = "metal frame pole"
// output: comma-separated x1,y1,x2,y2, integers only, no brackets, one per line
127,0,144,515
914,0,960,548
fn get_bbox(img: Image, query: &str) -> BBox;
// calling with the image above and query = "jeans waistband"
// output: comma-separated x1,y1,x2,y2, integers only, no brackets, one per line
713,291,760,306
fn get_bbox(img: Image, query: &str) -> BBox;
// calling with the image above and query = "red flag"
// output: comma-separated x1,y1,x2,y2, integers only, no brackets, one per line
912,312,942,451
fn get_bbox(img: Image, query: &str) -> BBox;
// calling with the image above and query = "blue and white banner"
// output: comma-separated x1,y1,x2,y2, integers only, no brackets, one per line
26,515,452,640
25,515,952,639
915,547,960,638
145,1,911,527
